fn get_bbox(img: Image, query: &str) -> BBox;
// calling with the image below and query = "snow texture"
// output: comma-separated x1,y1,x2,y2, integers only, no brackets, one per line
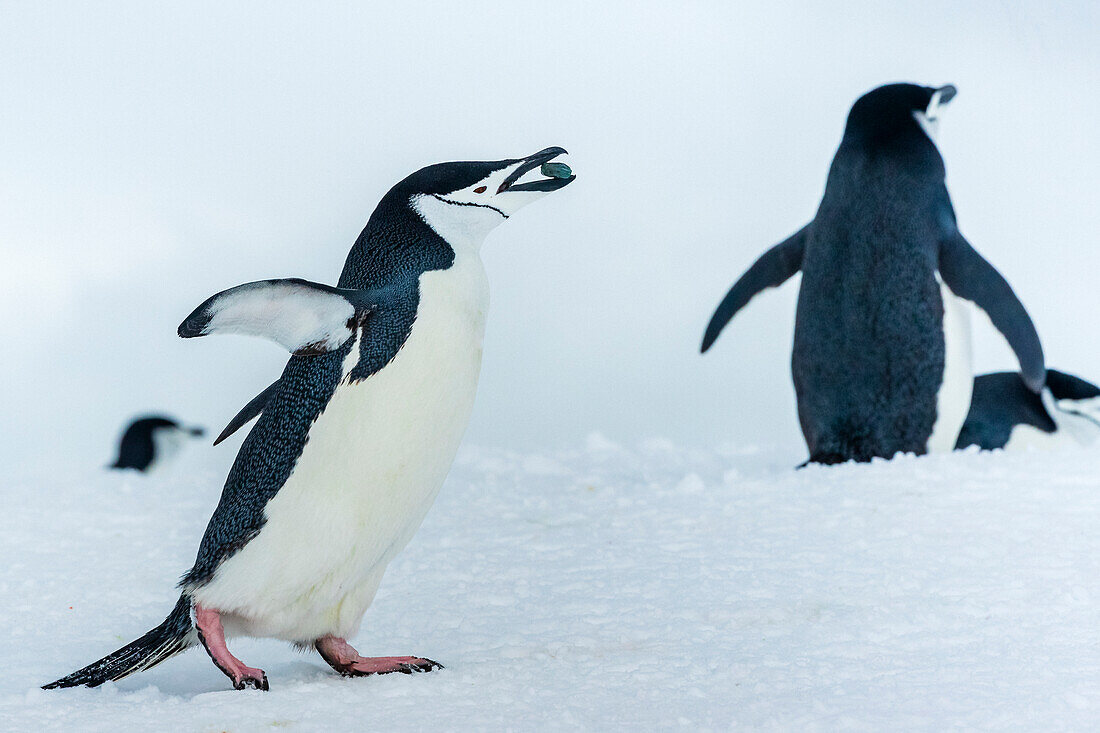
3,438,1098,730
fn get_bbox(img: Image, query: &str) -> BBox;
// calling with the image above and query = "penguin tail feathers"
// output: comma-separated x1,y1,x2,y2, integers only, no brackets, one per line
805,437,884,465
43,595,196,689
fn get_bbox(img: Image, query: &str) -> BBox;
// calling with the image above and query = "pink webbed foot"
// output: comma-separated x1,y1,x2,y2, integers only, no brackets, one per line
193,604,269,691
315,635,442,677
344,656,442,675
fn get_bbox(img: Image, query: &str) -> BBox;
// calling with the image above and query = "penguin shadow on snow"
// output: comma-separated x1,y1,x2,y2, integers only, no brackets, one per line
43,148,576,692
700,81,1078,466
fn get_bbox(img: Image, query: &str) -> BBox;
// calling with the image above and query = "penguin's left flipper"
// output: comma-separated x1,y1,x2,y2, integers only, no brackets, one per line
938,233,1045,392
701,225,808,352
214,380,281,446
179,278,388,355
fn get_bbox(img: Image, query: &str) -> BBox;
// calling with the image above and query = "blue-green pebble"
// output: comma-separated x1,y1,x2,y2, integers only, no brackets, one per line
540,162,572,179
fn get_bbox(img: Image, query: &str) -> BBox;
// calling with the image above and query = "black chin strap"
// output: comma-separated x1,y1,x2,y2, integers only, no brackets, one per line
429,193,508,219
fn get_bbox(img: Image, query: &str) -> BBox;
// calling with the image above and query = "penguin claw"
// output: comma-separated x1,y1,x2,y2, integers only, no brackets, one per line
233,672,269,691
398,658,442,675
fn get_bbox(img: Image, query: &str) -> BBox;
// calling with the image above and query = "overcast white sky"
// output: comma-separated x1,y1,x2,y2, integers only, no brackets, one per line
1,2,1098,473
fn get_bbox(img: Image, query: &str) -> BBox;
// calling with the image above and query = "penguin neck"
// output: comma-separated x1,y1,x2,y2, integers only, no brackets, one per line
337,196,457,290
408,193,499,254
826,140,946,208
836,125,946,180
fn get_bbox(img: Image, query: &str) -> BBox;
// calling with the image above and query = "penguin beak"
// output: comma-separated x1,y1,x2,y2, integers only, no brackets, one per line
496,147,575,194
925,84,957,121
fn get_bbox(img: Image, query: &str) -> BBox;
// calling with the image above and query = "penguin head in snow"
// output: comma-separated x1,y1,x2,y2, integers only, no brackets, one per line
111,416,205,473
398,147,575,247
843,82,957,159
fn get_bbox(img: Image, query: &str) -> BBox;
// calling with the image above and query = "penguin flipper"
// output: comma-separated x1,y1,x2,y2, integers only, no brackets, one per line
214,380,281,446
179,278,384,355
938,234,1045,392
1045,369,1100,401
701,225,807,352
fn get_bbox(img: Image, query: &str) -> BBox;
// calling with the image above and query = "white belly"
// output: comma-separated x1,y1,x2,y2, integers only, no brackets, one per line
1004,392,1100,451
1002,423,1068,451
927,278,973,452
1051,395,1100,446
193,253,489,642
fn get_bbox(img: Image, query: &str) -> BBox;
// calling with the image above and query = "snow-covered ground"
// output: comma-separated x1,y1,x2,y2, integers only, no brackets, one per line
2,439,1098,730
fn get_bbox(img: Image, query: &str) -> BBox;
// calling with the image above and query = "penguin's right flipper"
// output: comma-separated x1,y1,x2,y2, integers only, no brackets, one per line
179,278,388,355
214,380,281,446
938,233,1045,392
701,225,808,352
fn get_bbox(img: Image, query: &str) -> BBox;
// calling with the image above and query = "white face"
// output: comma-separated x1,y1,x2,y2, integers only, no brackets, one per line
146,425,200,473
913,88,947,143
411,157,569,252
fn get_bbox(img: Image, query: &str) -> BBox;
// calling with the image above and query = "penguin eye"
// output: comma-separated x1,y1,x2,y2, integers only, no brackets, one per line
473,186,487,194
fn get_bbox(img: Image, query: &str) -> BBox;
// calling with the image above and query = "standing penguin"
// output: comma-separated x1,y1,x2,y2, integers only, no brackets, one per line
701,83,1045,464
45,147,575,690
110,415,205,473
957,369,1100,451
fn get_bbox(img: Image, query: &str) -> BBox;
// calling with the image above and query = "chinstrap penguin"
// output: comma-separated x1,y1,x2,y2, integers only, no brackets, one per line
45,147,575,691
110,416,205,473
957,369,1100,451
701,82,1045,464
